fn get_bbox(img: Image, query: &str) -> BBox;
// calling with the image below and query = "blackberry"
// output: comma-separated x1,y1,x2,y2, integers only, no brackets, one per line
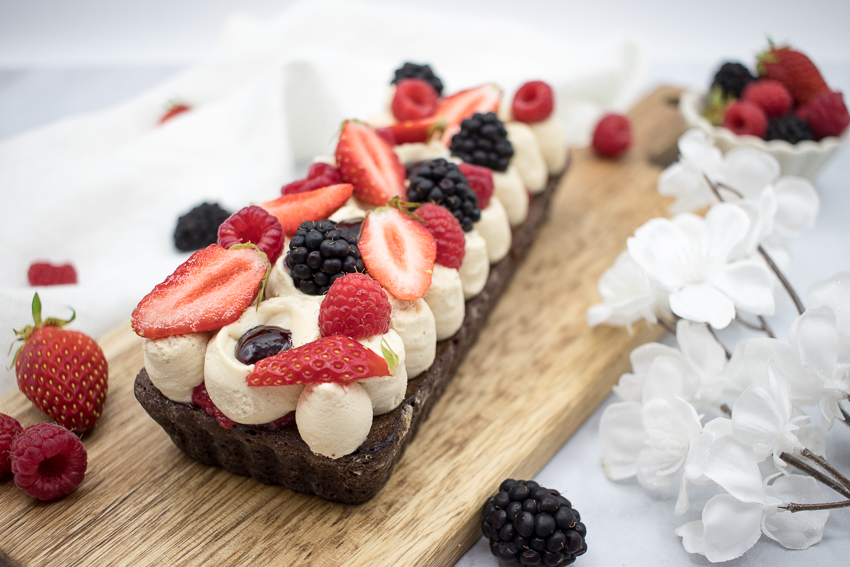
449,112,514,172
482,479,587,566
406,158,480,232
712,62,756,99
392,62,443,96
173,202,232,252
765,114,814,144
284,220,364,295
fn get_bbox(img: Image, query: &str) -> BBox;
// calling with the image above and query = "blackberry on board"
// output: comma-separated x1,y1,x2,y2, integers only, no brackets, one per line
406,158,480,232
482,479,587,566
174,202,232,252
712,62,756,99
284,220,365,295
450,112,514,172
765,114,815,144
391,62,444,96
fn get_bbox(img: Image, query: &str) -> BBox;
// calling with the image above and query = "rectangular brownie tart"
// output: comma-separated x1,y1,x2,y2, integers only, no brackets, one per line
134,161,567,504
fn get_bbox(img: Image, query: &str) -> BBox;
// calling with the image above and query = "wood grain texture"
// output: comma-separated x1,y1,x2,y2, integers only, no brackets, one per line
0,86,686,567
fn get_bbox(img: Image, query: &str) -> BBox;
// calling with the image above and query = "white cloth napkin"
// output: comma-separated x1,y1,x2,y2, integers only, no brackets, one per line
0,0,646,396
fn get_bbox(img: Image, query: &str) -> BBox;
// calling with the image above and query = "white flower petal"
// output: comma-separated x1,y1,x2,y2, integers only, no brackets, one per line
731,384,783,457
720,146,780,199
628,219,690,291
704,203,751,263
600,401,645,480
676,319,726,379
806,272,850,362
772,176,819,236
763,475,828,550
679,129,723,177
670,283,736,329
631,342,685,375
686,417,732,483
703,436,765,504
658,162,716,213
711,260,775,316
675,520,706,556
701,495,764,562
642,355,693,404
638,397,701,490
793,307,839,381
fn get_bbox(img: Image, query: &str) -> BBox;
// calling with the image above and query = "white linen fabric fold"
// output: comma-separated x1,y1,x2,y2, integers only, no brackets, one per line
0,0,646,395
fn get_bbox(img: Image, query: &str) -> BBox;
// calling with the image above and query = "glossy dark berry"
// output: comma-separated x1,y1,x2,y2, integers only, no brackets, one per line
392,62,443,96
712,62,756,99
284,219,364,295
450,111,514,171
235,325,292,365
765,114,815,144
482,480,587,566
406,158,480,232
174,202,232,252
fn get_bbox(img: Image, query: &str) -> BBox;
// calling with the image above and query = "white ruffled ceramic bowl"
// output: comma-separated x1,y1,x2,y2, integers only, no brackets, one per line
679,90,848,180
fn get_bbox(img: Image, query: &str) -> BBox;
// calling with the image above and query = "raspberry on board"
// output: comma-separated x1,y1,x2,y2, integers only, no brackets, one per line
218,205,285,264
0,413,23,477
318,273,392,340
416,203,466,270
11,422,87,500
592,113,632,158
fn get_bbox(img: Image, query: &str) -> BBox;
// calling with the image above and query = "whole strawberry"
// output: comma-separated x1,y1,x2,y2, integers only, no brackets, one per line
13,294,108,432
757,43,829,104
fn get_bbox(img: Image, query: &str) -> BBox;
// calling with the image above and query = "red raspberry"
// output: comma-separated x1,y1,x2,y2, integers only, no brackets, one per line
191,383,236,429
512,81,555,123
458,162,494,210
318,273,392,339
721,102,768,138
281,162,343,195
217,205,284,263
797,91,850,140
0,413,23,477
10,422,87,500
592,113,632,157
416,203,466,269
391,79,439,121
742,80,793,118
27,262,77,286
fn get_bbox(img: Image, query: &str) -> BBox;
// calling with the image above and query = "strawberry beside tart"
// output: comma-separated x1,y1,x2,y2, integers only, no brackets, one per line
133,63,569,503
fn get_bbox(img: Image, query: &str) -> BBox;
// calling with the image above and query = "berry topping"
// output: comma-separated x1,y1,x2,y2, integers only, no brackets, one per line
721,101,768,138
458,162,494,210
796,91,850,140
741,79,793,118
436,84,502,144
235,325,293,365
285,219,365,296
482,479,587,566
10,422,87,500
512,81,555,123
218,206,285,264
450,112,514,172
765,114,814,144
191,383,236,429
416,203,466,269
757,44,829,104
27,262,77,286
392,78,439,122
379,116,446,145
407,158,481,231
246,335,390,386
160,102,191,124
318,273,392,339
392,62,444,96
132,245,269,339
174,202,232,252
335,120,407,206
712,62,756,99
281,162,344,195
13,294,108,432
359,205,436,301
260,183,353,236
0,413,23,477
592,113,632,158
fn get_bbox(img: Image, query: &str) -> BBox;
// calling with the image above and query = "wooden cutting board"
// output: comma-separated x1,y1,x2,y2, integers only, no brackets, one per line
0,86,685,567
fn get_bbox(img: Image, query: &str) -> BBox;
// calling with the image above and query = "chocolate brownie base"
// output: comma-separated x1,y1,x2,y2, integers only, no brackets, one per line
134,161,567,504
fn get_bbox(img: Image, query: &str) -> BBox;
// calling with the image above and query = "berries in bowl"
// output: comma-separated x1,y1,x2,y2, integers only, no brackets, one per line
679,42,849,180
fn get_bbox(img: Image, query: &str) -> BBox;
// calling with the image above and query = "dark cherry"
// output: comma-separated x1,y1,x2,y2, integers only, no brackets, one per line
235,325,293,365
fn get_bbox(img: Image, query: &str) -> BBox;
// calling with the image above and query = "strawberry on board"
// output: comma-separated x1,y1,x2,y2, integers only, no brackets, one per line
335,120,406,207
436,84,502,144
260,183,353,236
359,203,436,301
132,244,269,339
757,43,829,104
13,294,108,432
246,335,390,386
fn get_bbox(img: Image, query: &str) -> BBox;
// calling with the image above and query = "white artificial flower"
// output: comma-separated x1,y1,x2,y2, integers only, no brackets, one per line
657,129,723,212
628,203,775,329
587,251,669,331
599,401,644,480
807,272,850,363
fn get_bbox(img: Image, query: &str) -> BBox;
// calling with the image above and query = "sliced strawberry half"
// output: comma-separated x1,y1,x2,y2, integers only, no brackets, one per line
359,206,436,301
132,245,268,339
437,84,502,144
335,120,406,207
259,183,353,236
379,116,447,145
246,335,389,386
